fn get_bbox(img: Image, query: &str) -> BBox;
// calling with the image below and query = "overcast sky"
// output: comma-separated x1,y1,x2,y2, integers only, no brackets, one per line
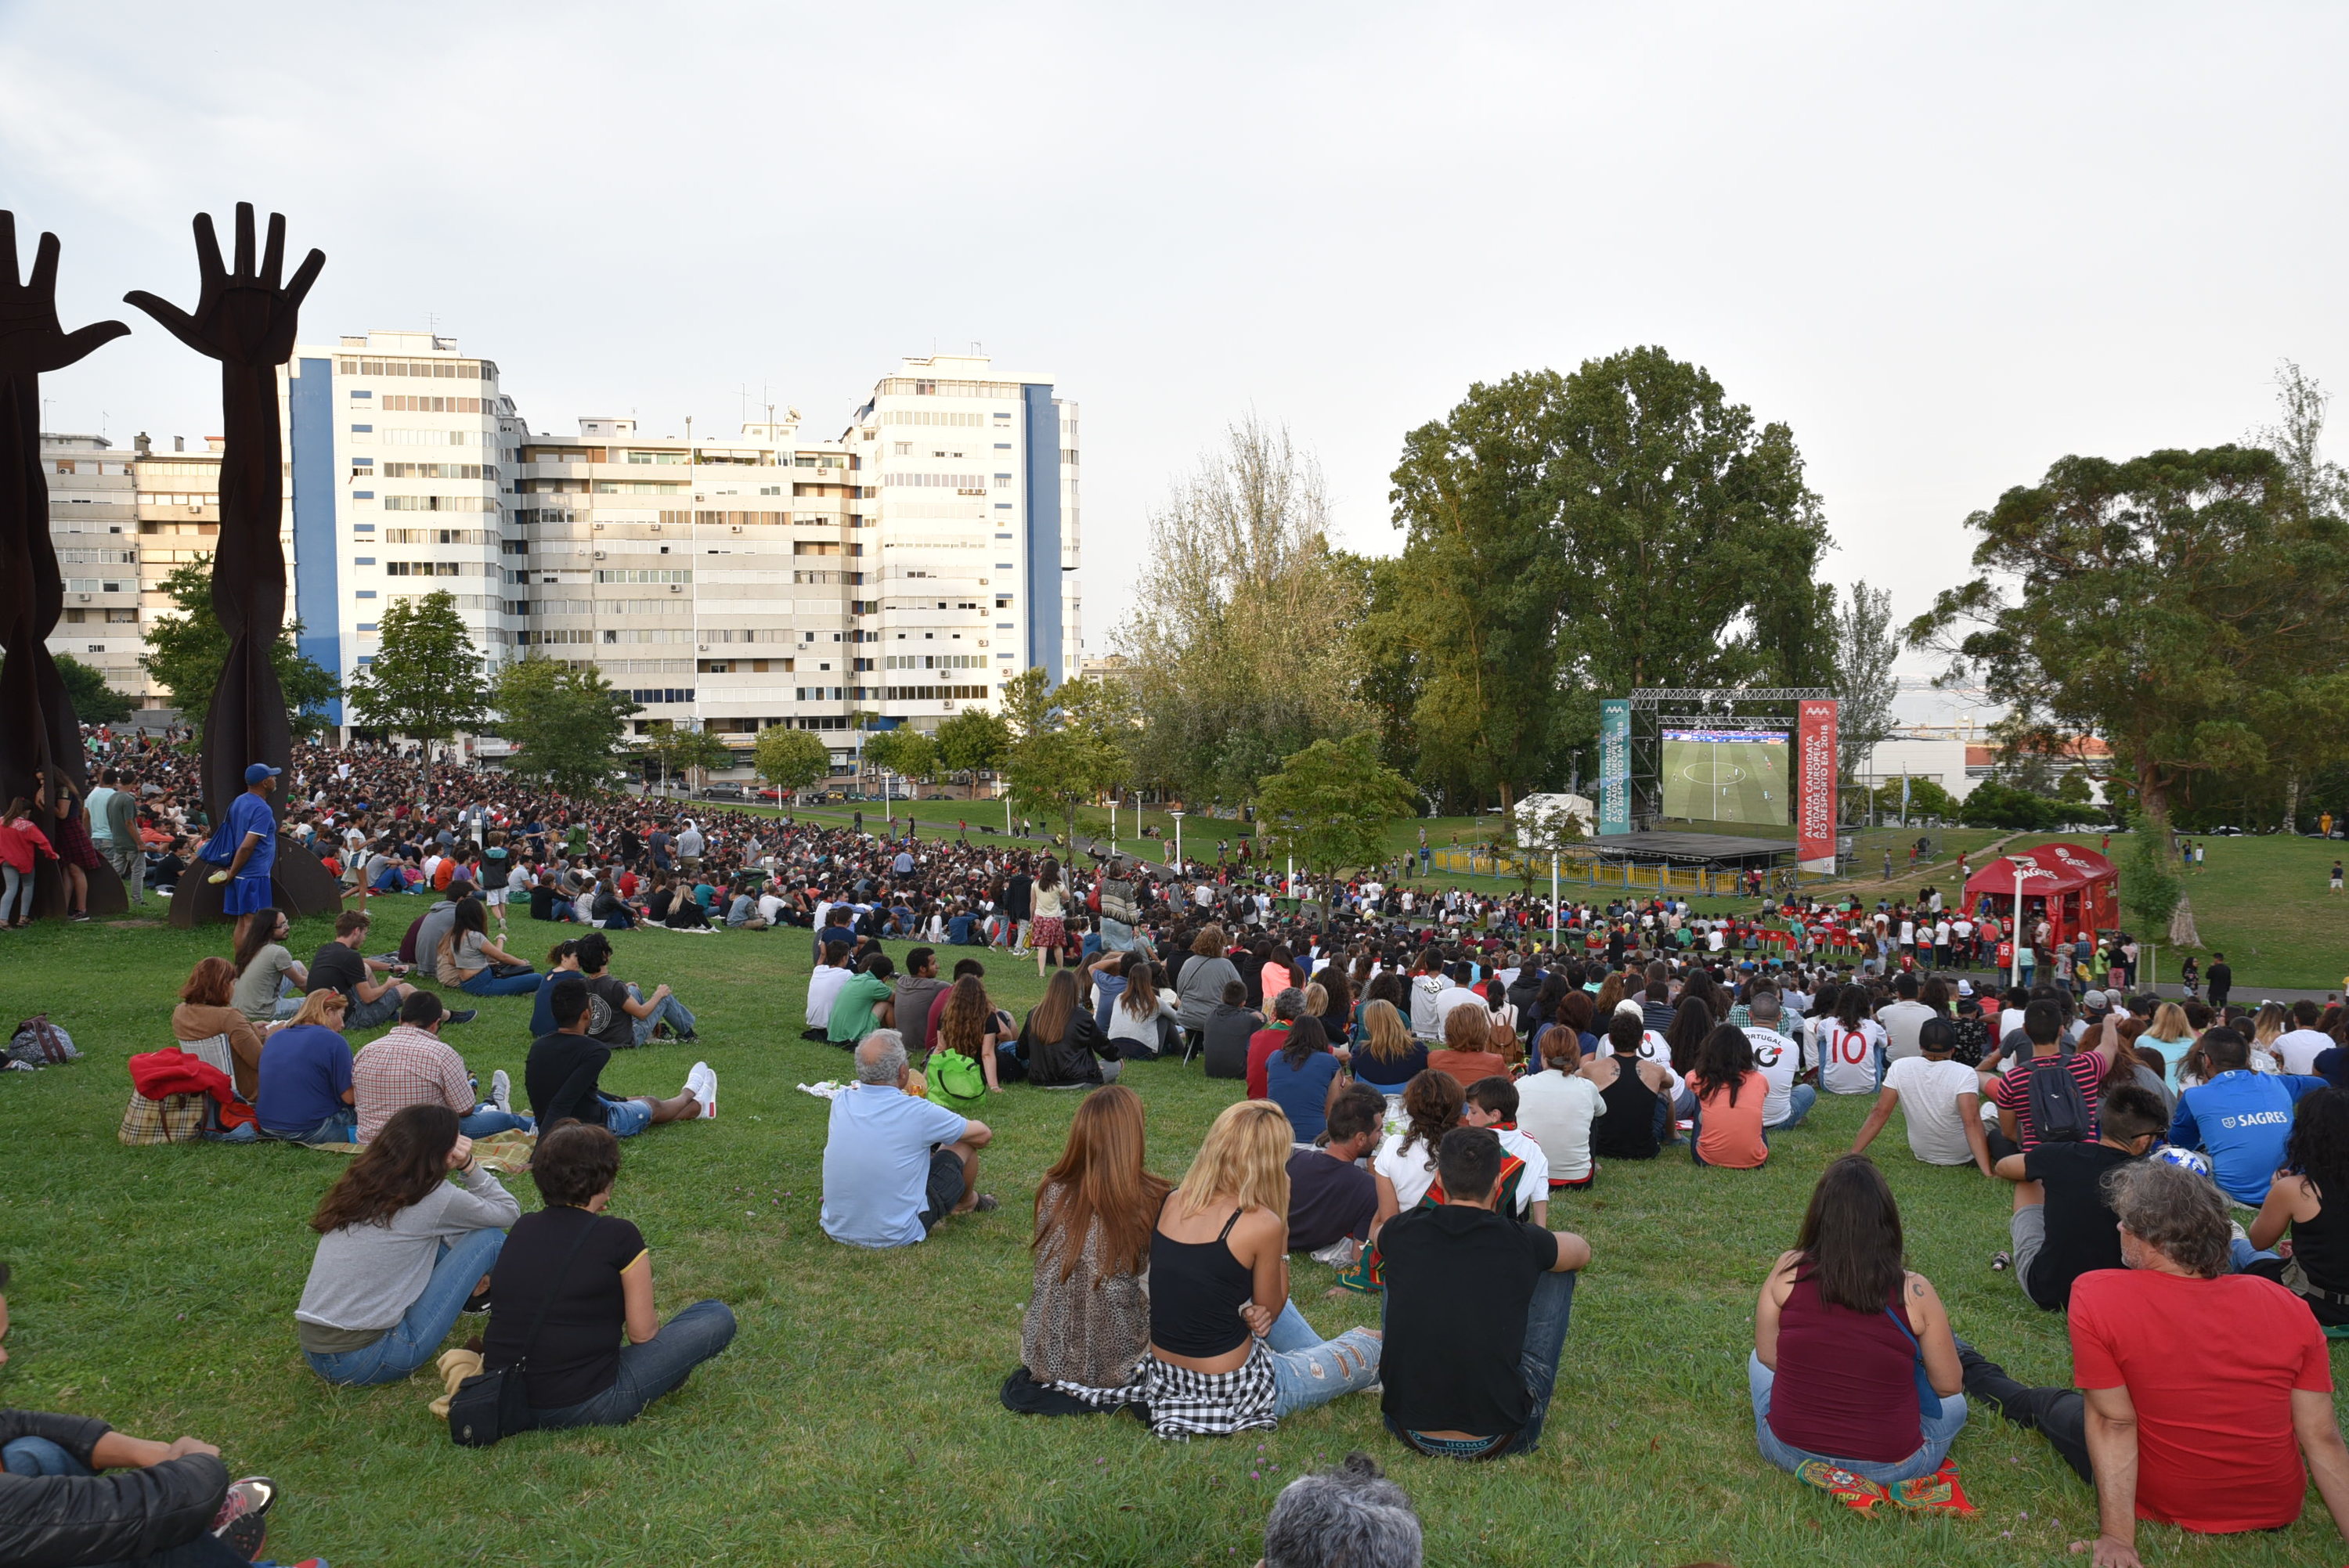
7,1,2344,712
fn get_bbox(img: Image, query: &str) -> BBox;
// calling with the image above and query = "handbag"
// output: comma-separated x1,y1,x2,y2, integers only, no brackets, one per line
1882,1308,1943,1421
448,1220,596,1447
487,961,536,981
119,1090,206,1144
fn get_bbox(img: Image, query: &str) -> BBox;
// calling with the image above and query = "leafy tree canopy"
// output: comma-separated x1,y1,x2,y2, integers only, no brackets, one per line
343,589,489,744
1254,734,1419,884
490,657,640,796
53,654,135,725
139,555,339,739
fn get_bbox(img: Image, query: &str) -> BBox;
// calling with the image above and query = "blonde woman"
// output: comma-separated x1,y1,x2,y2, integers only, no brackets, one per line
257,989,359,1144
1350,998,1429,1091
2141,1001,2196,1090
1059,1099,1381,1436
2250,1001,2289,1074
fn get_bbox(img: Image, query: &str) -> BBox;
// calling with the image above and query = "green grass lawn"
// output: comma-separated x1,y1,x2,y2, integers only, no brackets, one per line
6,910,2348,1566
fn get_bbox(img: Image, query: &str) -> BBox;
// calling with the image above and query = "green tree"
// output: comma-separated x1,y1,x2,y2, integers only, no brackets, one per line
637,721,732,793
1488,795,1589,897
1870,775,1958,822
1387,348,1832,808
753,725,833,802
139,555,340,738
934,708,1010,791
1910,445,2349,852
1832,582,1899,781
490,657,640,796
1116,416,1367,803
341,589,489,746
52,654,135,724
864,727,937,784
2117,810,2184,940
1254,734,1418,884
1000,669,1132,843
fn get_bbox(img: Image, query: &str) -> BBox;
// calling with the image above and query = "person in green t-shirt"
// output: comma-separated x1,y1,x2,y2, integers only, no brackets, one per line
828,953,898,1045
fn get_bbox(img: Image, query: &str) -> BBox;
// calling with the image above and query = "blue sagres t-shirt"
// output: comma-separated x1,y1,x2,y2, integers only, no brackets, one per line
255,1024,353,1136
2170,1070,2329,1205
820,1083,972,1249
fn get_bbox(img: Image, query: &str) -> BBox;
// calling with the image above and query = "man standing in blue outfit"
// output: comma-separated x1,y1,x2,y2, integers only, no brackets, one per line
201,762,280,946
2170,1026,2329,1208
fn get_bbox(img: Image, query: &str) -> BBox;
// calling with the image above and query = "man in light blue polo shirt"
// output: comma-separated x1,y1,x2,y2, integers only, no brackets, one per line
2169,1026,2328,1207
820,1030,995,1249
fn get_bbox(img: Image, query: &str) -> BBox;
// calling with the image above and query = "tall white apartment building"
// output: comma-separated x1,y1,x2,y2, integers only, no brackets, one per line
280,331,523,724
839,354,1082,727
38,433,144,700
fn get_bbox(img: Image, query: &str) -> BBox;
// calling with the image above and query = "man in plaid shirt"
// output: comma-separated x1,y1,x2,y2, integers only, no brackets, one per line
352,991,533,1144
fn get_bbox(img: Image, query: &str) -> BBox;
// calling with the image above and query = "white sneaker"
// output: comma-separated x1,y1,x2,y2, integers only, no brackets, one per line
489,1069,511,1115
686,1062,716,1118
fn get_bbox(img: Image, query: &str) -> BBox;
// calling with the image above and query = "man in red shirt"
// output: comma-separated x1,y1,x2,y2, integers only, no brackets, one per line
1961,1160,2349,1566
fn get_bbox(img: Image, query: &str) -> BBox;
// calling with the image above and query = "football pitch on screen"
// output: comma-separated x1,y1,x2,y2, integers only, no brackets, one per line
1661,737,1789,825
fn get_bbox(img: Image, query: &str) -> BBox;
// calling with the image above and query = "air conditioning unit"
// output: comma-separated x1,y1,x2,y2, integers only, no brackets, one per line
594,550,606,560
668,582,682,592
730,524,742,533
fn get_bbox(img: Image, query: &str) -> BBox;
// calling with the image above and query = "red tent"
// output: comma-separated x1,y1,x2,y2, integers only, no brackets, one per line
1963,843,2119,941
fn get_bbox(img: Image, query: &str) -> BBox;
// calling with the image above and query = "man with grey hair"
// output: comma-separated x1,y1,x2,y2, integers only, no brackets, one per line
1960,1159,2349,1565
1742,987,1816,1132
819,1029,995,1249
1258,1451,1421,1568
1246,988,1309,1100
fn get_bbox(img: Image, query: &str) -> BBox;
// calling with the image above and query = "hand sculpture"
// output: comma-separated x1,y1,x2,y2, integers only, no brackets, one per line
127,203,326,824
0,212,131,376
124,202,323,369
0,212,130,817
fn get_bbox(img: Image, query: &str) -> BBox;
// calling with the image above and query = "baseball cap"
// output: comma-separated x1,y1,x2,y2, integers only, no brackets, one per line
2083,989,2110,1011
244,763,282,784
1956,979,1974,997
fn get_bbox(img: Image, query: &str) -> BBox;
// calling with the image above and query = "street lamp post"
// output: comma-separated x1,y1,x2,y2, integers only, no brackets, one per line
2010,856,2026,991
1170,809,1185,871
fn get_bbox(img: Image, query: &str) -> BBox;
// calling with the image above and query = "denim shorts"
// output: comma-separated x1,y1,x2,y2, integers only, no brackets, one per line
603,1096,652,1137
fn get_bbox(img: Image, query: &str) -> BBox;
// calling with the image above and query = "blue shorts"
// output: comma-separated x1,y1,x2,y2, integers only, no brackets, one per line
601,1095,652,1137
222,871,276,914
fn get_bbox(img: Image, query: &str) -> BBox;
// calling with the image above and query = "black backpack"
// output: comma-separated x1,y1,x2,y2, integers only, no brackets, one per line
2025,1051,2095,1144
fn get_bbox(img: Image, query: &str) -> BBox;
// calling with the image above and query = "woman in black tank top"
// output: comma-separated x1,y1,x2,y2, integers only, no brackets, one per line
1149,1205,1257,1358
2245,1093,2349,1327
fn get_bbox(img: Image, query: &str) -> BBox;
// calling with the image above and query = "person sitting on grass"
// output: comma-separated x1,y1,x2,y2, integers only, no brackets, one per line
1849,1016,1995,1176
480,1122,738,1431
1372,1070,1466,1217
1962,1160,2349,1564
293,1103,518,1386
1750,1155,1968,1486
2244,1085,2349,1328
1990,1083,2164,1310
572,932,697,1049
1013,1084,1172,1400
308,910,430,1030
1517,1025,1605,1189
2,1259,308,1567
820,1030,997,1249
934,975,1009,1093
525,979,712,1138
1424,1000,1507,1092
1377,1126,1591,1460
1203,979,1267,1081
230,907,308,1024
254,990,359,1144
1689,1025,1769,1170
431,899,543,999
2169,1026,2329,1209
1257,1451,1423,1568
1285,1083,1387,1263
825,952,897,1047
1583,1008,1676,1159
1063,1100,1382,1437
1016,969,1120,1089
1265,1016,1344,1142
1347,997,1427,1092
352,991,529,1144
802,939,855,1041
1459,1078,1550,1224
171,957,265,1105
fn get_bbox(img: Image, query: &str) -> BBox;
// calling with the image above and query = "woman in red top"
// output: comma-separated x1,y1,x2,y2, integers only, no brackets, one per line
1688,1026,1768,1169
1751,1155,1967,1483
0,795,60,927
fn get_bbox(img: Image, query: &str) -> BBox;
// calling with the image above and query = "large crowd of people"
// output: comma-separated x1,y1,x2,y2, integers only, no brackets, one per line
11,726,2349,1565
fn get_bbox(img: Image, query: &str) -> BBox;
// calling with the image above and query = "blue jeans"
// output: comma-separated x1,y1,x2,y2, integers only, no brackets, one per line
1263,1299,1382,1418
1767,1083,1819,1132
305,1227,507,1385
1748,1350,1968,1483
460,1107,533,1137
267,1108,356,1144
602,1094,654,1137
2231,1237,2280,1271
460,968,546,997
2,1436,88,1475
524,1299,737,1429
628,985,696,1044
1382,1269,1576,1457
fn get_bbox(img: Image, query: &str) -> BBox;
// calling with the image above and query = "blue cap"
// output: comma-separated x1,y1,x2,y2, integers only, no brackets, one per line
244,763,282,784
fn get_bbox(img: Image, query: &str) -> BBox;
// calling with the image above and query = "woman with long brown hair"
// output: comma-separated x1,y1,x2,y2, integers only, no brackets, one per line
1018,1084,1173,1391
1750,1155,1965,1483
1017,967,1119,1088
936,974,1009,1090
294,1102,519,1386
231,905,309,1023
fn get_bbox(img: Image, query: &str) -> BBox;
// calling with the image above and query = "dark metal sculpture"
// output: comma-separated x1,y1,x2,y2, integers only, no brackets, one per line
128,204,324,824
0,212,133,914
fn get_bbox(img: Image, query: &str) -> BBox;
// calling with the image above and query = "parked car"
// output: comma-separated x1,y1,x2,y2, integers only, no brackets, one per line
923,792,953,801
700,783,747,801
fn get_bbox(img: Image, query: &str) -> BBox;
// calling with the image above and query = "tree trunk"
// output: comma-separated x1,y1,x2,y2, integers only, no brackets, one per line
2284,770,2301,836
2168,893,2202,950
2137,766,2178,866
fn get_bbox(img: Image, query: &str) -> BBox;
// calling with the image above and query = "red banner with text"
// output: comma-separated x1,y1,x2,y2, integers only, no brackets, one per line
1796,701,1838,869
